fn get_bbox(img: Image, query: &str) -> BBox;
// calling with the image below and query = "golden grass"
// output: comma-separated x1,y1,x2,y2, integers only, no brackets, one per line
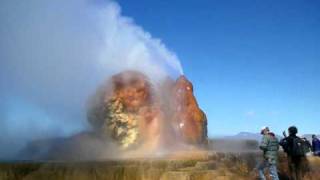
1,152,320,180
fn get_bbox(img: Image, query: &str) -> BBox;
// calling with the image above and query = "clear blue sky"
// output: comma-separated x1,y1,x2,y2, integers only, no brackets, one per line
118,0,320,136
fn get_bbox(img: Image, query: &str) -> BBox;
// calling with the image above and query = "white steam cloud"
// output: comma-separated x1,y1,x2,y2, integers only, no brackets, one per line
0,0,183,159
98,2,183,81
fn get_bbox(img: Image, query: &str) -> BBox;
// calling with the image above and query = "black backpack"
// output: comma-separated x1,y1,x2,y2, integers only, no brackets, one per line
291,137,311,156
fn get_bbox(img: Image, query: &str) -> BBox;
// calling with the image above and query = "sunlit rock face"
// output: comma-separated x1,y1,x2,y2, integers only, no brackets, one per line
172,76,207,145
87,71,161,149
87,71,207,151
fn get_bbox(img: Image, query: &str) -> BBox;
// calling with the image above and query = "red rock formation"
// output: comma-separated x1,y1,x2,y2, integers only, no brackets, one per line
111,71,153,112
87,71,207,150
171,76,207,145
87,71,164,149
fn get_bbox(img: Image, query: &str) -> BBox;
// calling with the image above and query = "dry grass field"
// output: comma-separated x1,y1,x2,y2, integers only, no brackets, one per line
0,151,319,180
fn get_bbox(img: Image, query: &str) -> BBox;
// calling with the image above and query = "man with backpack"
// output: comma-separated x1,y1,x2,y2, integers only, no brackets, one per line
258,126,280,180
312,134,320,156
280,126,310,180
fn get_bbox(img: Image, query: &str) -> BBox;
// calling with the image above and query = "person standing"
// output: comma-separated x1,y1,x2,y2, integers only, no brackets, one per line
280,126,310,180
258,126,280,180
312,134,320,156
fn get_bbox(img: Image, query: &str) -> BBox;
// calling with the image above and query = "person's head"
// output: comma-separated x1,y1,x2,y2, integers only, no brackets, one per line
288,126,298,136
261,126,270,135
312,134,317,139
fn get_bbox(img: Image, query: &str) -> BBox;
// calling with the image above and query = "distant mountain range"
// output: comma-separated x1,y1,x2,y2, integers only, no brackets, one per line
301,134,320,141
214,132,319,142
223,132,263,141
217,132,279,142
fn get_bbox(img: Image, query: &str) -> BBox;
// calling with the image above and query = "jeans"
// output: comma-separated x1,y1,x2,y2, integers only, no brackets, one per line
258,160,279,180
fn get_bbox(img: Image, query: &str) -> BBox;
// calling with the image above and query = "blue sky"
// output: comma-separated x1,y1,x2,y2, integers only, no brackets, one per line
118,0,320,135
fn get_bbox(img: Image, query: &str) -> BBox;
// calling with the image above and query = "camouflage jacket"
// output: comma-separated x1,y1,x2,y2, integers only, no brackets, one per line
259,133,280,164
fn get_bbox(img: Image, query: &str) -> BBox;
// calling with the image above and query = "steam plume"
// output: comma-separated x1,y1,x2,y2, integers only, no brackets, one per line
97,1,183,82
0,0,183,159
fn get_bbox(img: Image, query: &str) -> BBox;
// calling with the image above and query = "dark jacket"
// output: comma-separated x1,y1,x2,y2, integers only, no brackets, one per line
312,138,320,153
280,135,297,155
280,135,310,157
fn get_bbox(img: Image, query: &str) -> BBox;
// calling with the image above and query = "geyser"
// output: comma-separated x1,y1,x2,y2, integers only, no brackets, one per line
18,71,207,160
1,0,204,160
87,70,208,156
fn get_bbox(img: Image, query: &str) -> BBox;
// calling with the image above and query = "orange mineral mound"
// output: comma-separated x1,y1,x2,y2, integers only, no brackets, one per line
172,76,208,145
87,71,207,151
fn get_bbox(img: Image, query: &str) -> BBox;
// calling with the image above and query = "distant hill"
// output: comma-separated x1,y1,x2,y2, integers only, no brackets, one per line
223,132,262,141
208,132,262,152
218,132,282,142
301,134,320,141
212,132,320,143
